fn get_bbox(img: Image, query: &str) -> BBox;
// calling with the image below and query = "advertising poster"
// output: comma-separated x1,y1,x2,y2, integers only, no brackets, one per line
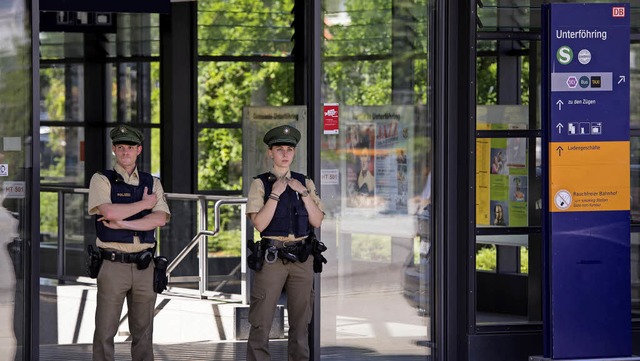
341,106,414,215
476,123,491,225
476,105,529,226
323,103,339,134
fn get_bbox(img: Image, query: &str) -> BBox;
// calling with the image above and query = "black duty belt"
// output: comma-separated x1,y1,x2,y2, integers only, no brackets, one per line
263,238,305,248
100,249,143,263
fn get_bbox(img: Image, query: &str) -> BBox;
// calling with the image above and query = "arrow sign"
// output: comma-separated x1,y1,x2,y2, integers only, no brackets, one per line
556,123,564,134
556,145,564,156
556,99,564,110
618,75,626,84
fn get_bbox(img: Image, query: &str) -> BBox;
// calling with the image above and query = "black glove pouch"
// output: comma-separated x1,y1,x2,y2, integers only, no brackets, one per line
86,245,103,279
313,253,327,273
309,232,328,273
153,256,169,294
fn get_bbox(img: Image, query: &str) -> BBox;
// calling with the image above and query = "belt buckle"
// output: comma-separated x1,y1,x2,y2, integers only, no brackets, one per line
110,252,116,261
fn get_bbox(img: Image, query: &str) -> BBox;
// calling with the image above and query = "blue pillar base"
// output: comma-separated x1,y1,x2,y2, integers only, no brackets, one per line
530,357,640,361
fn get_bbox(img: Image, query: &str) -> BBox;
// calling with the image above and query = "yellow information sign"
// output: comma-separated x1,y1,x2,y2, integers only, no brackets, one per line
549,141,629,212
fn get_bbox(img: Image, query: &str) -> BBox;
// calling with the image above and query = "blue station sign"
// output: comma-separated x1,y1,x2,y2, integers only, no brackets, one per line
542,2,631,359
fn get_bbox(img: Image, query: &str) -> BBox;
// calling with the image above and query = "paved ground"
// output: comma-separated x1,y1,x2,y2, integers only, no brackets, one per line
39,340,432,360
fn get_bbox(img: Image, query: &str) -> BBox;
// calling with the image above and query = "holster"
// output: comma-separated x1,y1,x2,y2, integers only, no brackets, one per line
153,256,169,293
86,245,103,279
247,240,265,271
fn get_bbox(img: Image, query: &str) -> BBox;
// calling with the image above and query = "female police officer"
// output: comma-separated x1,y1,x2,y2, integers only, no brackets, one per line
246,125,324,361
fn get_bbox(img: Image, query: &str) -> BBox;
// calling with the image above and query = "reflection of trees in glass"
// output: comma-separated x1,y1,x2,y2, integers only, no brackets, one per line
476,244,528,273
197,0,295,192
40,67,67,181
41,67,65,120
476,41,531,105
40,67,69,236
197,1,295,256
197,61,294,191
323,0,392,106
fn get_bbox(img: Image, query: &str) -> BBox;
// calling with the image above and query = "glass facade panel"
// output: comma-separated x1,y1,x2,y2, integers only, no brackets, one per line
196,61,294,192
0,0,32,359
63,193,91,277
475,234,542,326
40,64,84,121
106,13,160,58
320,0,434,358
39,192,92,279
39,14,159,60
197,62,294,124
197,0,294,57
110,62,156,124
476,136,536,228
205,201,242,294
39,32,84,60
40,126,85,186
197,128,243,192
474,3,543,333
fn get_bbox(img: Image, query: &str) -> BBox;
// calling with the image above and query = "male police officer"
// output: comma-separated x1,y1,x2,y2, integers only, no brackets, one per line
88,124,170,361
246,125,325,361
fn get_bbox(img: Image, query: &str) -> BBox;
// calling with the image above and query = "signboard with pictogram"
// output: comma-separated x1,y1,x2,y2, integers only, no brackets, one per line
540,3,632,360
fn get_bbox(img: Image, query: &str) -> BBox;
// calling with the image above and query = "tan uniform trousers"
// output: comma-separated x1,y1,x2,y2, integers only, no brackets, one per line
247,257,314,361
93,259,157,361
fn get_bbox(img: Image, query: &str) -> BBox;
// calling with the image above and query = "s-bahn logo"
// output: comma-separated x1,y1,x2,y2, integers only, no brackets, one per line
557,46,573,65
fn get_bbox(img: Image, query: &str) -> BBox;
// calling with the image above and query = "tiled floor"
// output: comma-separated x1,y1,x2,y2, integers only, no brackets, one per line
39,341,432,360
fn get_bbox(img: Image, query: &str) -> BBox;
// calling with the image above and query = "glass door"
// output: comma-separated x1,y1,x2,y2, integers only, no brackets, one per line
0,0,35,360
320,0,436,359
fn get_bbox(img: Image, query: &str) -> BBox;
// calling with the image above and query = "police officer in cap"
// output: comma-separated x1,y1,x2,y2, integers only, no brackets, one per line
88,124,170,361
246,125,325,361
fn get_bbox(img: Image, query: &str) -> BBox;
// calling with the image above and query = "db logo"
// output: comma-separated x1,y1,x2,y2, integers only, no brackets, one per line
612,6,625,18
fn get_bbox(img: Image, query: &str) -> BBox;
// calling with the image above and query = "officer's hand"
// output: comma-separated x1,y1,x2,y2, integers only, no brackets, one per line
286,178,306,194
271,178,287,196
141,187,158,209
97,217,125,229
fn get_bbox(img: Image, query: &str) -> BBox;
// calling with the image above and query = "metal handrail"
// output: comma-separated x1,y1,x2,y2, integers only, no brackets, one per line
40,186,248,301
166,230,217,274
165,197,247,299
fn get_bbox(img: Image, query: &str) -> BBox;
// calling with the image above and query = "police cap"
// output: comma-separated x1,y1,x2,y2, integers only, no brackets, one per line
110,124,144,145
263,125,301,147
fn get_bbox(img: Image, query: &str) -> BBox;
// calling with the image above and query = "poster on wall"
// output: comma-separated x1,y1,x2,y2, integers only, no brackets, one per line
476,105,529,227
340,106,414,216
242,106,307,195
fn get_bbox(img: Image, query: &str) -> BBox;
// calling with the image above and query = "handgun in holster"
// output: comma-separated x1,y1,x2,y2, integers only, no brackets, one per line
247,239,265,271
86,245,103,279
